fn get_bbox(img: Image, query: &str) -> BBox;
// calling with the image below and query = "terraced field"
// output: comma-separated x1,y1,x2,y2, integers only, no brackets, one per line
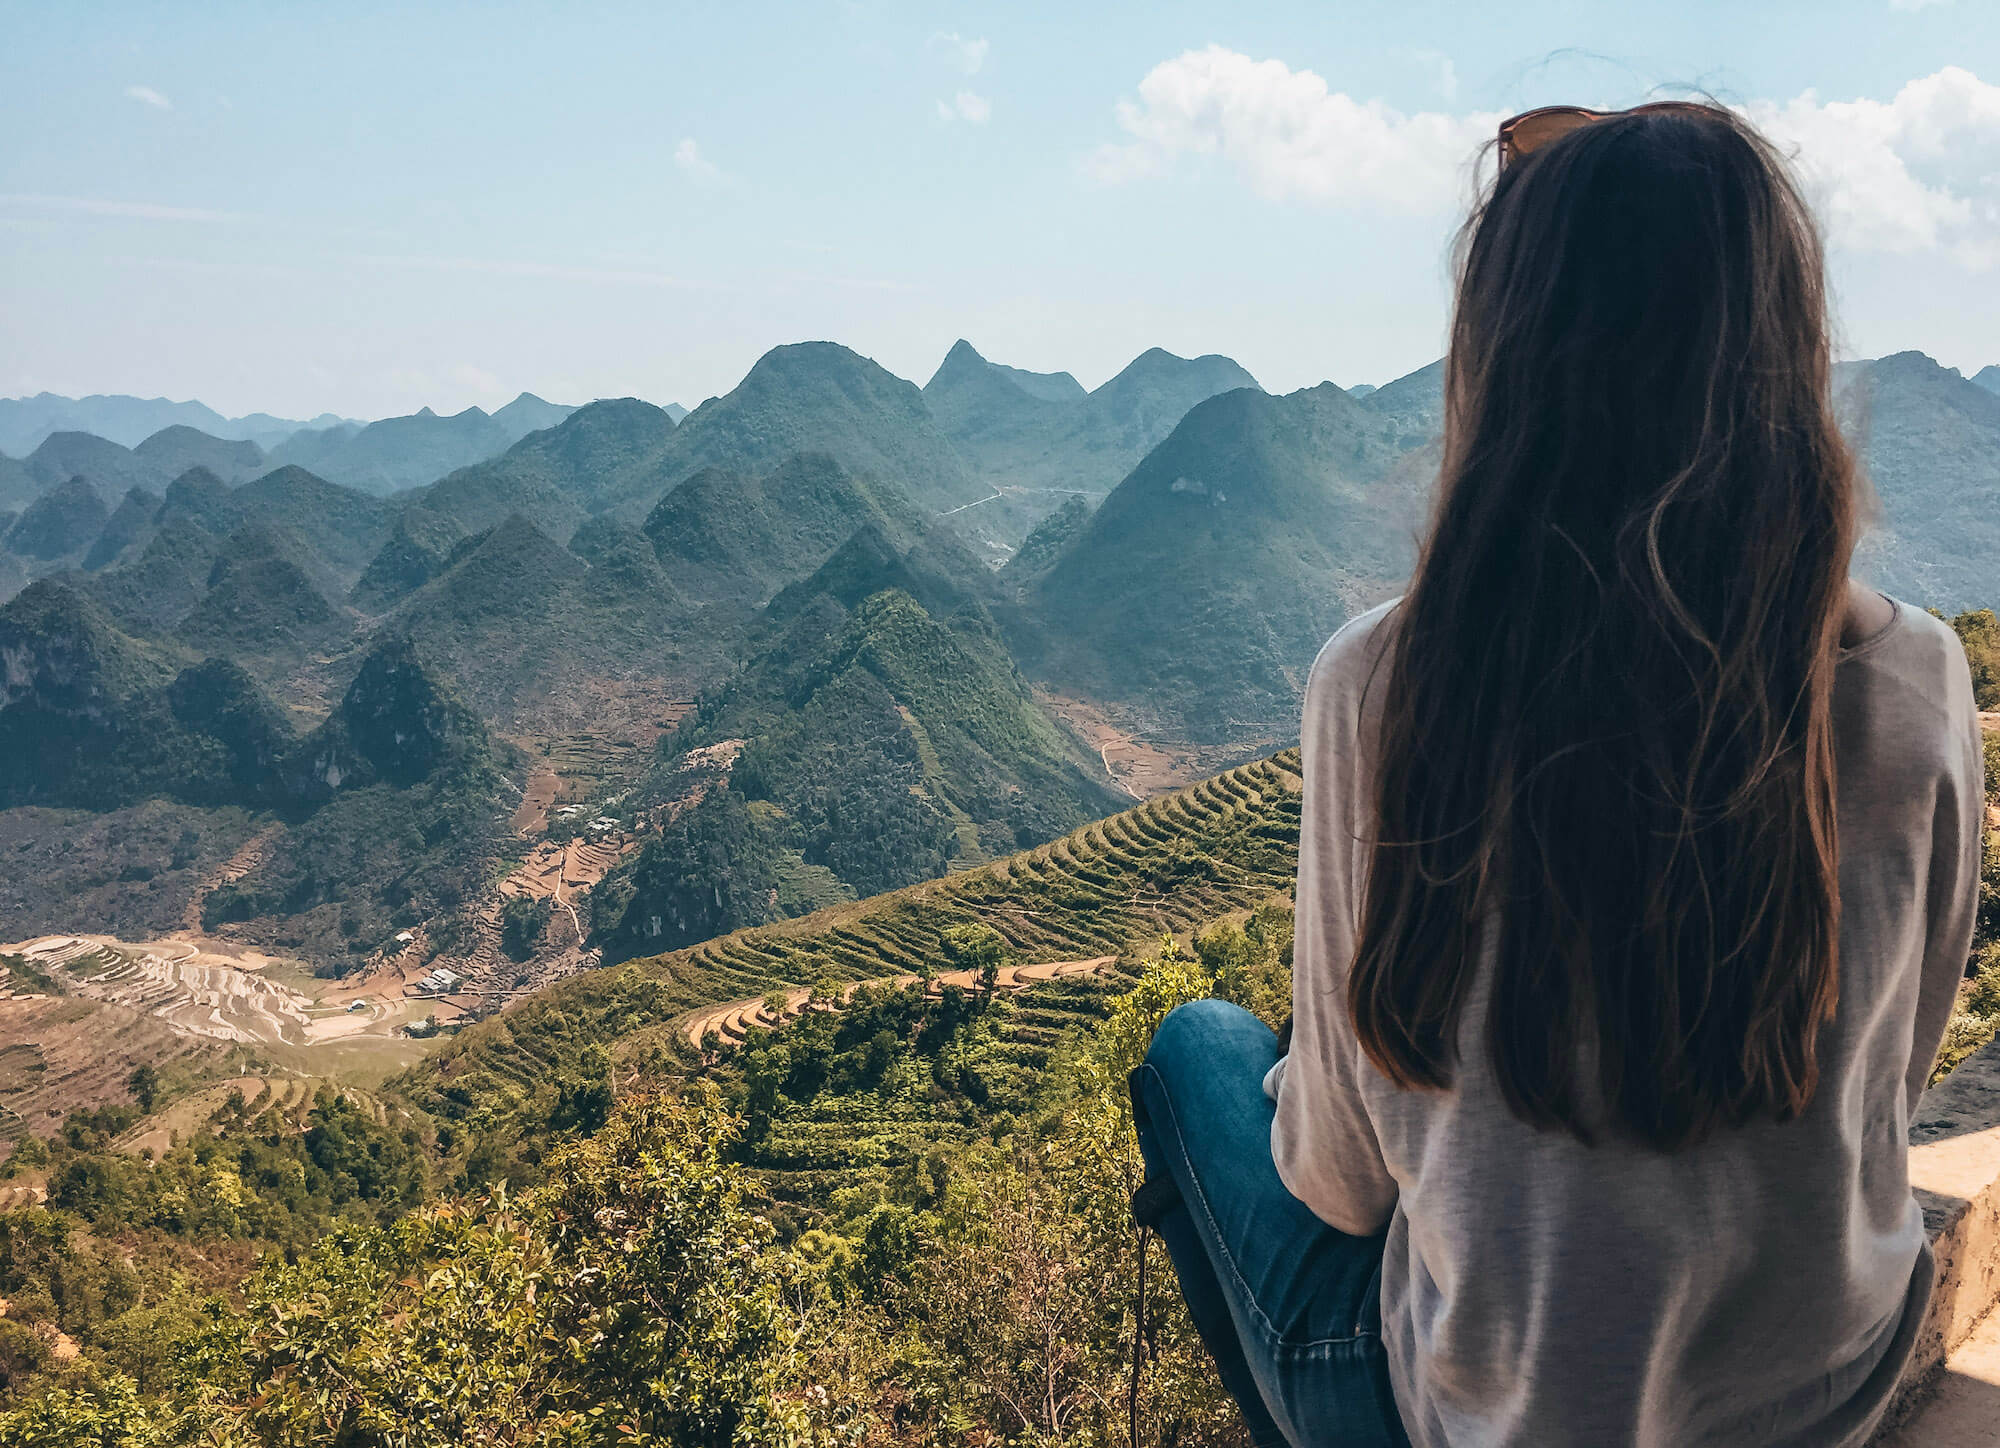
113,1074,394,1158
403,750,1302,1122
743,971,1132,1214
0,996,229,1144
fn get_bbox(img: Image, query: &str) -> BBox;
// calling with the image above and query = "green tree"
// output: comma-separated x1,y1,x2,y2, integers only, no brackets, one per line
942,922,1008,999
1948,608,2000,711
122,1067,158,1115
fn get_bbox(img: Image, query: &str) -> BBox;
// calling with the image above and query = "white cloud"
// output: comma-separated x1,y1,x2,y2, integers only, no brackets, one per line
1747,66,2000,270
0,192,237,222
124,85,172,110
937,90,992,125
930,31,988,76
1084,47,1498,213
1088,50,2000,270
673,138,720,182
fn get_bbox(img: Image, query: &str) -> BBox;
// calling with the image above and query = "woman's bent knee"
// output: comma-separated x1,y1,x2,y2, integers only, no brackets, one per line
1146,997,1278,1080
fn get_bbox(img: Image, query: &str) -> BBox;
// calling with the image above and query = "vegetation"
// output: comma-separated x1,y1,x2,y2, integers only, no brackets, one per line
443,750,1300,1181
0,936,1265,1447
1019,382,1430,743
606,585,1122,937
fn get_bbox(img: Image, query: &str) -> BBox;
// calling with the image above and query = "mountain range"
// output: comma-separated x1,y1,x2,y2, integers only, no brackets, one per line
0,336,1995,978
0,392,352,455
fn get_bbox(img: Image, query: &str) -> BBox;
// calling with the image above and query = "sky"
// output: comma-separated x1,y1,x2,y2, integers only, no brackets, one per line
1,1,1996,422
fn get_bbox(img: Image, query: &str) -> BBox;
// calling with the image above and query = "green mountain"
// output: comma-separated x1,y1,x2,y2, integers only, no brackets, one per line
77,537,209,636
175,522,349,663
227,465,396,583
0,580,296,809
280,635,491,799
600,342,982,521
923,340,1262,551
267,405,517,496
5,475,110,561
1001,494,1091,586
131,425,265,484
595,580,1120,960
349,503,465,609
155,464,240,534
640,451,946,608
412,397,679,542
205,637,512,963
1357,358,1445,445
23,431,170,494
387,512,698,728
1843,352,2000,611
80,485,163,571
1022,381,1426,742
923,339,1085,447
762,518,988,626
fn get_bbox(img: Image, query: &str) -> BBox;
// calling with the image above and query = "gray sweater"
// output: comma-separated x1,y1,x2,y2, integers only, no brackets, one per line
1270,596,1983,1447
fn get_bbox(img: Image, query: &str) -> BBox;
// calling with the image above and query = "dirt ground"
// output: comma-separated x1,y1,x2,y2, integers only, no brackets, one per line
1035,689,1267,799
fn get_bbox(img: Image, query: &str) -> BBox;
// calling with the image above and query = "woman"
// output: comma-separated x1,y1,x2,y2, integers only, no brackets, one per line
1129,102,1983,1447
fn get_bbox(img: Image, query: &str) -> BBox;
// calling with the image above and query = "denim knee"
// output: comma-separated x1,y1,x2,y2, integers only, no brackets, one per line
1146,996,1268,1079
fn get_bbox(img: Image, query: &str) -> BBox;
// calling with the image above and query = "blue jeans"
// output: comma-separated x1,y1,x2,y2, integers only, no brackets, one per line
1130,998,1410,1448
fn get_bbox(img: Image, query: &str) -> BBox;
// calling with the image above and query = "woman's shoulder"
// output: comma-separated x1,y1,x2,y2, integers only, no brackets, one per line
1308,598,1404,690
1303,598,1404,731
1843,594,1976,713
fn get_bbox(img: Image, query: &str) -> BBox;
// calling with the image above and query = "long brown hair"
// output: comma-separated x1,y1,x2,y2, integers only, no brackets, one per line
1348,103,1859,1149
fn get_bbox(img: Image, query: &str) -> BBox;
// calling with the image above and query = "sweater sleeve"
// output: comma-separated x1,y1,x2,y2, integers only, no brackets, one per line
1906,684,1985,1113
1270,608,1399,1236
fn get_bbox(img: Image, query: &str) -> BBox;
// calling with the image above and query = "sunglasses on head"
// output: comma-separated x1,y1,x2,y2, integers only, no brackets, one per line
1496,101,1718,169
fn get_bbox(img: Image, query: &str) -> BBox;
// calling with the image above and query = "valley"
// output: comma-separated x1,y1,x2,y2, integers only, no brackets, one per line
0,338,1996,1442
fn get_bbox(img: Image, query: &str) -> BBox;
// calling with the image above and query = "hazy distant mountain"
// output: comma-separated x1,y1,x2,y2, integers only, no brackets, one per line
1842,351,2000,612
600,342,983,521
131,425,265,484
267,406,517,496
1974,365,2000,396
412,397,679,543
663,402,690,424
1021,379,1430,741
0,455,42,512
489,392,578,444
923,340,1262,553
0,392,345,454
23,431,171,495
6,476,111,562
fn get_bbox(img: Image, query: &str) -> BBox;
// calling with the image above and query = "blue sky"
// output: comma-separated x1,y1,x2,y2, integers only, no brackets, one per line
2,1,1995,421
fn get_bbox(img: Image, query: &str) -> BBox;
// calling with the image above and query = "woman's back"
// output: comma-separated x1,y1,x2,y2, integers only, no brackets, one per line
1272,594,1982,1446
